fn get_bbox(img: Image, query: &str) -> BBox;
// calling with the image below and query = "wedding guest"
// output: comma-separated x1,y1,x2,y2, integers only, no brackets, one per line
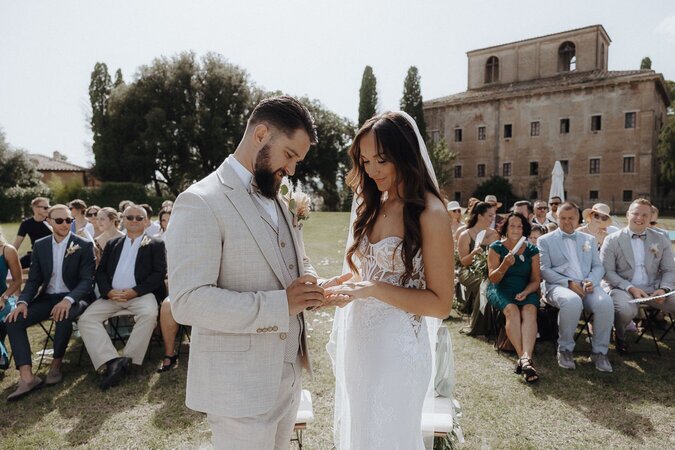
157,207,172,237
94,207,124,261
5,205,95,400
649,205,669,234
547,196,562,224
139,203,161,237
457,202,500,334
538,202,613,372
529,224,547,246
453,197,479,241
487,213,541,382
161,200,174,209
78,205,166,390
532,200,554,226
484,195,505,230
545,222,558,233
578,203,612,248
69,199,95,239
600,198,675,353
13,196,52,268
85,205,102,238
446,201,463,242
0,229,22,369
513,200,534,222
118,200,133,232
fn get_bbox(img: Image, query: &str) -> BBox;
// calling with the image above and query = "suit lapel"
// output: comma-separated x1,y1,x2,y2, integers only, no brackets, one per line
277,195,305,274
61,235,75,283
618,230,635,269
643,232,656,272
217,162,286,286
43,237,54,282
554,231,569,263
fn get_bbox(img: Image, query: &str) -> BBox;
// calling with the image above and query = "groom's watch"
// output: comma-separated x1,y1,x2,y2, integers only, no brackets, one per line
662,287,672,294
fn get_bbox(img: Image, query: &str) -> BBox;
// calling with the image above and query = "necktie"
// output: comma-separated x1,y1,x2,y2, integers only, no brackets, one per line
562,232,576,241
631,233,646,241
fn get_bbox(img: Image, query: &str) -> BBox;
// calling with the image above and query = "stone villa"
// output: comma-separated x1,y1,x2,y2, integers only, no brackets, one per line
424,25,671,212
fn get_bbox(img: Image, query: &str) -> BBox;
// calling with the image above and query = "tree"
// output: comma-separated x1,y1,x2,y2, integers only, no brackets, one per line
640,57,652,70
657,115,675,195
428,139,455,192
113,68,125,87
400,66,426,142
0,128,50,221
472,176,516,213
358,66,378,127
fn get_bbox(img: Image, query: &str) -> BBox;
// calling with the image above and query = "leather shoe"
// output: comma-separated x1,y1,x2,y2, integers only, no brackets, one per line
615,338,629,355
7,376,44,401
100,357,132,391
45,367,63,386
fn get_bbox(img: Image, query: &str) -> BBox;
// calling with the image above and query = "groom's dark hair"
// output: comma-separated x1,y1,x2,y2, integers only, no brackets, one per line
249,95,318,144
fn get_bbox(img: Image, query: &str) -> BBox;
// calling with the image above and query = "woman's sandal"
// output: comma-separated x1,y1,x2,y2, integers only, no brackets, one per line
156,354,178,373
520,357,539,383
514,358,523,375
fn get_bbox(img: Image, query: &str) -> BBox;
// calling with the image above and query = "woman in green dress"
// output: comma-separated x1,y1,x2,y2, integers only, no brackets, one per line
457,202,499,336
487,213,541,382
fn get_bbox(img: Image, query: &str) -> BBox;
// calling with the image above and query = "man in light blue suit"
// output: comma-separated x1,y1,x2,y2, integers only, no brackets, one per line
538,202,613,372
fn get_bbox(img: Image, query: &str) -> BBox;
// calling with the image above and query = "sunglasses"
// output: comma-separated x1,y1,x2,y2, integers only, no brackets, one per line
125,215,146,222
591,213,608,220
649,221,658,226
52,217,74,225
85,212,99,217
34,205,50,210
549,202,560,206
536,206,548,211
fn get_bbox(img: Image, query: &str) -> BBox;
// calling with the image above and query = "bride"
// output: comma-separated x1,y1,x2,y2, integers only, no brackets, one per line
326,111,455,449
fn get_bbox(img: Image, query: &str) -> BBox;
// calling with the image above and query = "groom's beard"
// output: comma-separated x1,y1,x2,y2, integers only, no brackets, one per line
254,144,284,199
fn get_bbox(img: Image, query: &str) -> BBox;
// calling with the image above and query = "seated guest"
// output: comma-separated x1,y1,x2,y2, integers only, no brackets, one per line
69,199,95,239
487,213,541,382
139,203,161,237
532,201,554,226
484,195,505,230
513,200,534,222
600,198,675,353
578,203,612,248
94,207,124,260
78,205,167,390
529,224,547,246
85,205,102,238
453,197,479,241
1,229,22,370
538,202,613,372
5,205,95,400
457,202,500,334
156,207,172,238
545,222,558,233
649,205,669,235
117,200,133,232
13,196,52,268
446,201,463,243
547,197,561,224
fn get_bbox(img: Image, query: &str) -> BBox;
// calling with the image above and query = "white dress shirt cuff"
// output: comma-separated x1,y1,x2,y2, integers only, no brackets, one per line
64,296,75,304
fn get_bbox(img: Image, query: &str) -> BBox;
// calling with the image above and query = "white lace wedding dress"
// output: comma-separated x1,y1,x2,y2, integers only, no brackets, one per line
341,235,431,449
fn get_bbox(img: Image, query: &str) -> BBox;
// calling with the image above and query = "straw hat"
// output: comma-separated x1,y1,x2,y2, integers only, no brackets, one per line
484,195,502,208
582,203,612,225
446,201,461,211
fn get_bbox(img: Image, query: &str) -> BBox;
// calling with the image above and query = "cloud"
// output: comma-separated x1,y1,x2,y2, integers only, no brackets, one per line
655,15,675,45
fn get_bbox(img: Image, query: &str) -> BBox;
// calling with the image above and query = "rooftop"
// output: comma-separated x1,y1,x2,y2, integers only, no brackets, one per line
424,70,671,109
29,152,88,172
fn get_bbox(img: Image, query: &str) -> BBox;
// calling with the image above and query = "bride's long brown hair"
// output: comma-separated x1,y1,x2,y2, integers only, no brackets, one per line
345,112,442,284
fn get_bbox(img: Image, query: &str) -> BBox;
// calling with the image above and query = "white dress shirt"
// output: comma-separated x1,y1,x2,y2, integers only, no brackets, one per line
112,235,142,290
628,229,648,288
46,233,75,304
562,232,583,282
145,221,161,237
226,154,279,227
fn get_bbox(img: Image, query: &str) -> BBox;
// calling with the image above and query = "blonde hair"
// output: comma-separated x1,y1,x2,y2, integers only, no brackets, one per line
31,197,50,207
628,198,652,212
47,204,70,218
98,207,120,226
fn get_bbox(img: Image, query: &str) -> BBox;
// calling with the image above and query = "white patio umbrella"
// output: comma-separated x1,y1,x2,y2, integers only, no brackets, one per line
549,161,565,202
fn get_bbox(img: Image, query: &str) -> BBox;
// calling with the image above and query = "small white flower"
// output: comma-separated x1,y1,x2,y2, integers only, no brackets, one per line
649,243,660,256
582,241,591,252
140,236,152,247
280,182,312,228
65,242,81,257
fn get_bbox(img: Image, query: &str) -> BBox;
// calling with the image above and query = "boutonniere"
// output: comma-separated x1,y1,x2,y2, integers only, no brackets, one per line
280,181,312,229
140,235,152,247
65,242,81,257
649,243,660,257
582,241,591,253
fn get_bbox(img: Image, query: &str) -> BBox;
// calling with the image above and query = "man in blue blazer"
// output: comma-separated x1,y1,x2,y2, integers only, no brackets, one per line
538,202,613,372
5,204,95,400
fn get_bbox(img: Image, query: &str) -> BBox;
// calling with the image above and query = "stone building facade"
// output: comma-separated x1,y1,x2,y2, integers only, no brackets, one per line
29,151,98,187
424,25,671,213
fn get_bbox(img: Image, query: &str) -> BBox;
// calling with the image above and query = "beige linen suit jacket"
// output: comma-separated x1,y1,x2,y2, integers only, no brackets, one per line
164,161,316,418
600,227,675,292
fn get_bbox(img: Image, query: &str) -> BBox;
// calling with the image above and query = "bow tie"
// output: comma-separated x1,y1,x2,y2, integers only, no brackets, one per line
631,233,647,241
562,232,576,241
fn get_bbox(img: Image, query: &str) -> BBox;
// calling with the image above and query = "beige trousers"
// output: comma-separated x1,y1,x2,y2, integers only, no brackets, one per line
207,355,302,450
77,294,159,370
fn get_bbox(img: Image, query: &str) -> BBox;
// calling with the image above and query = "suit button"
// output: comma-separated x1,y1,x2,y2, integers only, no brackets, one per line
279,333,287,340
281,241,286,248
272,326,278,331
256,328,262,333
264,327,270,332
289,263,295,270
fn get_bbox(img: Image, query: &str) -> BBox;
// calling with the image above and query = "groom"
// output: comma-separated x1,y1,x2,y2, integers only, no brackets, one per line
166,96,346,449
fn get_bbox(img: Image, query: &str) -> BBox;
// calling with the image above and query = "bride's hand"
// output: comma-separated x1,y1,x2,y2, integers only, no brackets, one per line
321,272,353,289
325,281,377,300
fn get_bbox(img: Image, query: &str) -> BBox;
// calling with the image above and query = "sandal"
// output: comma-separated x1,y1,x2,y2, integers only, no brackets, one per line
514,359,523,375
156,354,178,373
520,357,539,383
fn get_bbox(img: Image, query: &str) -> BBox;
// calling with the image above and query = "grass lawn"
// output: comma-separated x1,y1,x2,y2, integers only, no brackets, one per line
1,213,674,449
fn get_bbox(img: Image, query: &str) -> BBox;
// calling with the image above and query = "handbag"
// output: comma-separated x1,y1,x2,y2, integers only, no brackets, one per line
494,325,516,352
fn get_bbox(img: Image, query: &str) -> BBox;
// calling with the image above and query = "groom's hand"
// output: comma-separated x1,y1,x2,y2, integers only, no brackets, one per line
321,272,353,289
287,275,324,315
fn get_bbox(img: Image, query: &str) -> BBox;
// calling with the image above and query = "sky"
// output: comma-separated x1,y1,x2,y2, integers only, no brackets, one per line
1,0,674,167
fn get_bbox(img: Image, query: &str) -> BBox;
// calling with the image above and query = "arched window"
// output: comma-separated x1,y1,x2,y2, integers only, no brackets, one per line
485,56,499,83
558,41,576,72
